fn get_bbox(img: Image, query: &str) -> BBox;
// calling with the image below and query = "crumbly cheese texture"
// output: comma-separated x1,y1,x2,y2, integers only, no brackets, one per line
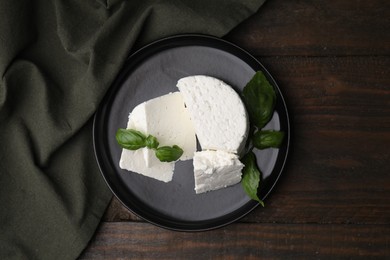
193,150,244,194
119,92,196,182
177,75,249,154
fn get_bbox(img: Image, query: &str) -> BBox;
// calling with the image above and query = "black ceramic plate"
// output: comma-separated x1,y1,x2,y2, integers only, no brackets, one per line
93,34,290,231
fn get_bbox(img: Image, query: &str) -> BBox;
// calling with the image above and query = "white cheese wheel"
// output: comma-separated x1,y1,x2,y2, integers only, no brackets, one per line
177,75,249,154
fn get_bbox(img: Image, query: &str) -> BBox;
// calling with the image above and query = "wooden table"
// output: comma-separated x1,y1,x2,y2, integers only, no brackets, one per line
81,0,390,258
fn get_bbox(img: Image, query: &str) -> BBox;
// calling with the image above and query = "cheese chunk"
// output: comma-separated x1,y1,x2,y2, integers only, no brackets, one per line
193,150,244,194
119,92,196,182
120,149,175,182
177,75,248,154
119,103,175,182
143,92,196,166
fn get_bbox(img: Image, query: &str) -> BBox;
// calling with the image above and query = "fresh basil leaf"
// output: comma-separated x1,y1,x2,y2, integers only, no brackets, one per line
241,151,264,206
155,145,184,162
242,71,276,129
253,130,285,150
145,135,159,149
116,128,183,162
115,128,147,150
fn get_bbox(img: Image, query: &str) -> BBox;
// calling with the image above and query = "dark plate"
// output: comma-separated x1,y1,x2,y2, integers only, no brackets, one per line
93,34,290,231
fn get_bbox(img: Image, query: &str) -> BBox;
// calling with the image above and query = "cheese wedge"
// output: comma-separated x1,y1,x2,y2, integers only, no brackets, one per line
143,92,196,167
193,150,244,194
119,92,196,182
119,103,175,182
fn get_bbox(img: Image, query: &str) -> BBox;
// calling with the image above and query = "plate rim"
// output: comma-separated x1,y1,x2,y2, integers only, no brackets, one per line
93,33,291,231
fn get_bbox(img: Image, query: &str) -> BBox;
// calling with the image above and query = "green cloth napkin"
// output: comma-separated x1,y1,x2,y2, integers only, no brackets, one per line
0,0,265,259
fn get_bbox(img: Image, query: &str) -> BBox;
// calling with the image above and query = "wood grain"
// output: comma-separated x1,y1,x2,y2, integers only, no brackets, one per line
225,0,390,56
80,222,390,259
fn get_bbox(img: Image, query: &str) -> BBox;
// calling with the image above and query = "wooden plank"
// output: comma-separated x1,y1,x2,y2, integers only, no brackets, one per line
80,222,390,259
103,197,141,222
103,56,390,225
240,55,390,224
225,0,390,56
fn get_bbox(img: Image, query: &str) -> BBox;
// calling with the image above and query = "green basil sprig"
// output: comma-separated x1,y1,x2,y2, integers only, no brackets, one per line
240,71,285,205
116,128,182,162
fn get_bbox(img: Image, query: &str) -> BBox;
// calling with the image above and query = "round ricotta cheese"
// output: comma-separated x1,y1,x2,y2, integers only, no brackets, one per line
177,75,249,154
